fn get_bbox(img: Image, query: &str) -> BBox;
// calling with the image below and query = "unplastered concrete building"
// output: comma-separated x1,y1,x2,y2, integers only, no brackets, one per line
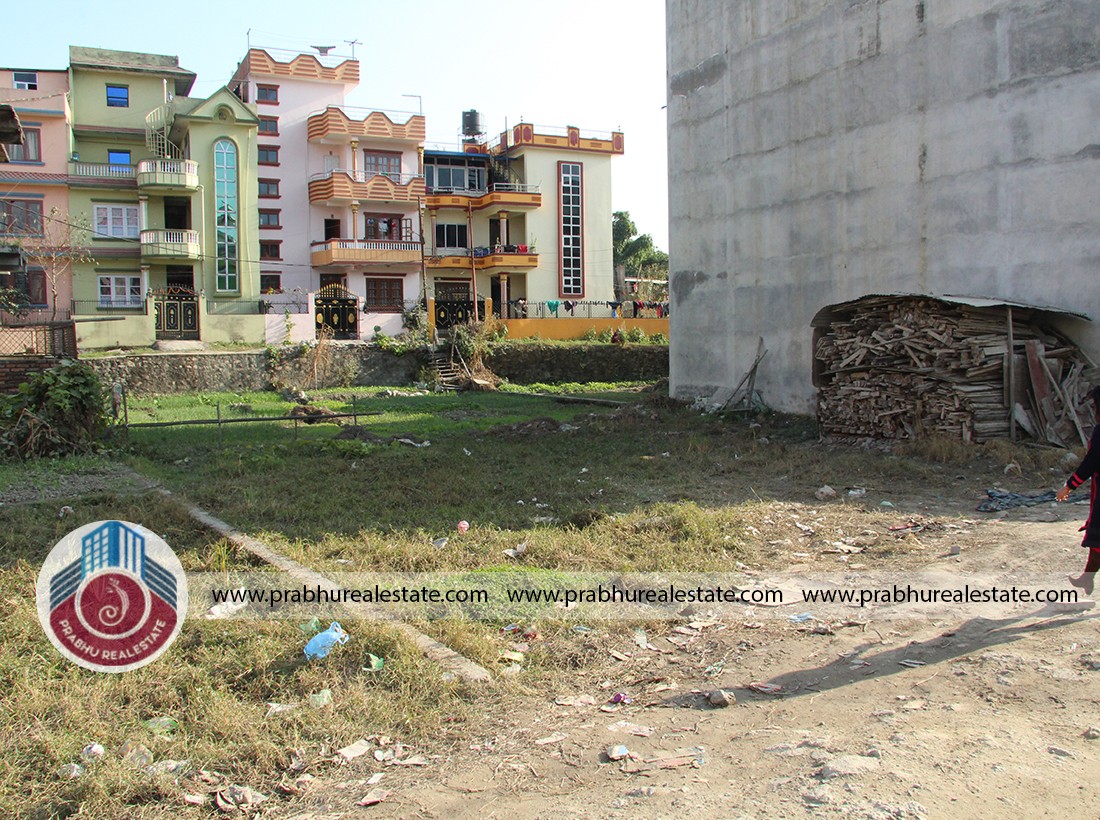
667,0,1100,414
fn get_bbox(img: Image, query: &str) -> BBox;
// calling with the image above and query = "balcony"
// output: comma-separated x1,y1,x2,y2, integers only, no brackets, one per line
427,247,538,271
69,162,137,187
307,107,426,144
140,229,200,261
426,182,541,211
137,159,199,191
311,239,422,267
308,170,425,206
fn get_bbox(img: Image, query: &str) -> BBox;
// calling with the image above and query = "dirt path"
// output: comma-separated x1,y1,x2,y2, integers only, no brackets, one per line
270,504,1099,819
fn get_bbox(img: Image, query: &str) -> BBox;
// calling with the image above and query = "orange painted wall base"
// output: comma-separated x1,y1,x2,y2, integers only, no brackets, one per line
501,318,669,340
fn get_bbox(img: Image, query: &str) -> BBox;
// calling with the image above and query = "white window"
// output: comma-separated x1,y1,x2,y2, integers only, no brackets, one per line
94,204,140,239
98,275,143,307
559,162,583,296
13,71,37,90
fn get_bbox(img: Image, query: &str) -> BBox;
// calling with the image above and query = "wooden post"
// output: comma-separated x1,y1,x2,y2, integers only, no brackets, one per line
217,401,223,447
1006,306,1016,441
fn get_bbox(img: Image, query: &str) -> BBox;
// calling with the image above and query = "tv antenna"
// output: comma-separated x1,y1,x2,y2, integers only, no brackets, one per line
344,39,362,59
311,45,335,56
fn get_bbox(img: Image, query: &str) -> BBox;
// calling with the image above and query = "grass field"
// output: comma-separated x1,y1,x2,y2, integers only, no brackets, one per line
0,383,1076,817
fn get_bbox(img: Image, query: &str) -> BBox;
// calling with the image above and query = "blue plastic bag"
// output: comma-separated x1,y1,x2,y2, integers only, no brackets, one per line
304,621,349,660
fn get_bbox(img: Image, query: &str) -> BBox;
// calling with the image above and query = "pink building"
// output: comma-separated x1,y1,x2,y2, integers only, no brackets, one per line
0,67,74,317
229,49,426,341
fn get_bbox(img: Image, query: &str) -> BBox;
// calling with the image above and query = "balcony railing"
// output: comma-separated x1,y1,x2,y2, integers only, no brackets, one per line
310,170,421,186
69,162,136,180
311,238,422,267
140,229,201,259
138,159,197,176
137,158,199,189
428,182,540,195
319,239,421,252
427,246,538,270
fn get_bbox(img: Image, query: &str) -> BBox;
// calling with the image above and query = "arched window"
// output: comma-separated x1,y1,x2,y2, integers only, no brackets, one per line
214,139,239,291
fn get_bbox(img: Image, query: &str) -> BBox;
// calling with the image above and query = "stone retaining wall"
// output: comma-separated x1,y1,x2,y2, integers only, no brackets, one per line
86,347,422,395
83,342,669,394
484,343,669,384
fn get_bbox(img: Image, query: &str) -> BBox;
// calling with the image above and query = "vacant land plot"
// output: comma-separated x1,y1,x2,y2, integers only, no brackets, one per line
1,385,1096,818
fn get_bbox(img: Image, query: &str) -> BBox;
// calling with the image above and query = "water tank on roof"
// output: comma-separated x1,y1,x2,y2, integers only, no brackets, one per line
462,109,484,138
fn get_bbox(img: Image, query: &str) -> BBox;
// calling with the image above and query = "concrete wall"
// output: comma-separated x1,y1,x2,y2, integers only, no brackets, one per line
76,311,155,349
667,0,1100,413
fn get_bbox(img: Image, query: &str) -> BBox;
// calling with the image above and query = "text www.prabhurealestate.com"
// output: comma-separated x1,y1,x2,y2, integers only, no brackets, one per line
505,585,781,606
210,585,489,608
802,584,1078,607
207,582,1078,612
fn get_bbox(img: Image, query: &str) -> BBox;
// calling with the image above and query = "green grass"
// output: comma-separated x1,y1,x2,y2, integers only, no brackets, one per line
0,384,1062,817
498,379,654,400
0,494,476,819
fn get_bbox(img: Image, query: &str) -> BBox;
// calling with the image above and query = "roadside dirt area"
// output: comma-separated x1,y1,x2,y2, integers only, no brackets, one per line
269,497,1099,819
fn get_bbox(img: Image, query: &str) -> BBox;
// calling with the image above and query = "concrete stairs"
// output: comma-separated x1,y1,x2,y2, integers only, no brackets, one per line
428,347,464,391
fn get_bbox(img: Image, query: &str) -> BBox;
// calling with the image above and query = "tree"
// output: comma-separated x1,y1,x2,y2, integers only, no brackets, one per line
612,211,668,301
16,207,95,320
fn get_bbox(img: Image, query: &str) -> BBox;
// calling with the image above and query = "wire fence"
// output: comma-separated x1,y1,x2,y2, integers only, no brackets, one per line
117,393,382,445
0,321,77,357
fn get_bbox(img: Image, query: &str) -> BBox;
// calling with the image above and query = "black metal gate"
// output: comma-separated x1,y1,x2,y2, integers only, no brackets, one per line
153,289,200,341
434,299,472,329
315,284,359,340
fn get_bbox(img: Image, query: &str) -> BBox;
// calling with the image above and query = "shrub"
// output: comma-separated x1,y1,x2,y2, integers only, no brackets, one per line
0,360,108,460
624,327,646,343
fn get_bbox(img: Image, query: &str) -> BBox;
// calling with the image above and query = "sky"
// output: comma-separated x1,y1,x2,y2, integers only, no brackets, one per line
5,0,670,250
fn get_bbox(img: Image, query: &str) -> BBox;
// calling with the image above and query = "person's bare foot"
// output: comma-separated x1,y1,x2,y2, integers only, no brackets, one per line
1068,573,1096,596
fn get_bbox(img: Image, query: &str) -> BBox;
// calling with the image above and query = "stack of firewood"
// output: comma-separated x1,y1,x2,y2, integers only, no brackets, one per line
815,296,1096,444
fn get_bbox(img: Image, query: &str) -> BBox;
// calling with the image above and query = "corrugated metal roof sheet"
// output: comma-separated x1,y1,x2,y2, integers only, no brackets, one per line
811,293,1091,325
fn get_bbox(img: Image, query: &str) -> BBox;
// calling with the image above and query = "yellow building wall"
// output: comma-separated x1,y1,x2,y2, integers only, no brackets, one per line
75,311,155,349
503,318,668,340
518,149,615,304
70,68,173,132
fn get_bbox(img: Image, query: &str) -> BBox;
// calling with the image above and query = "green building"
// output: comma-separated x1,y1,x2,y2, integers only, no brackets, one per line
68,47,262,348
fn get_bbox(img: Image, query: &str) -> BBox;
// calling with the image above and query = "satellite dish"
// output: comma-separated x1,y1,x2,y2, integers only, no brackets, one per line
311,45,335,56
